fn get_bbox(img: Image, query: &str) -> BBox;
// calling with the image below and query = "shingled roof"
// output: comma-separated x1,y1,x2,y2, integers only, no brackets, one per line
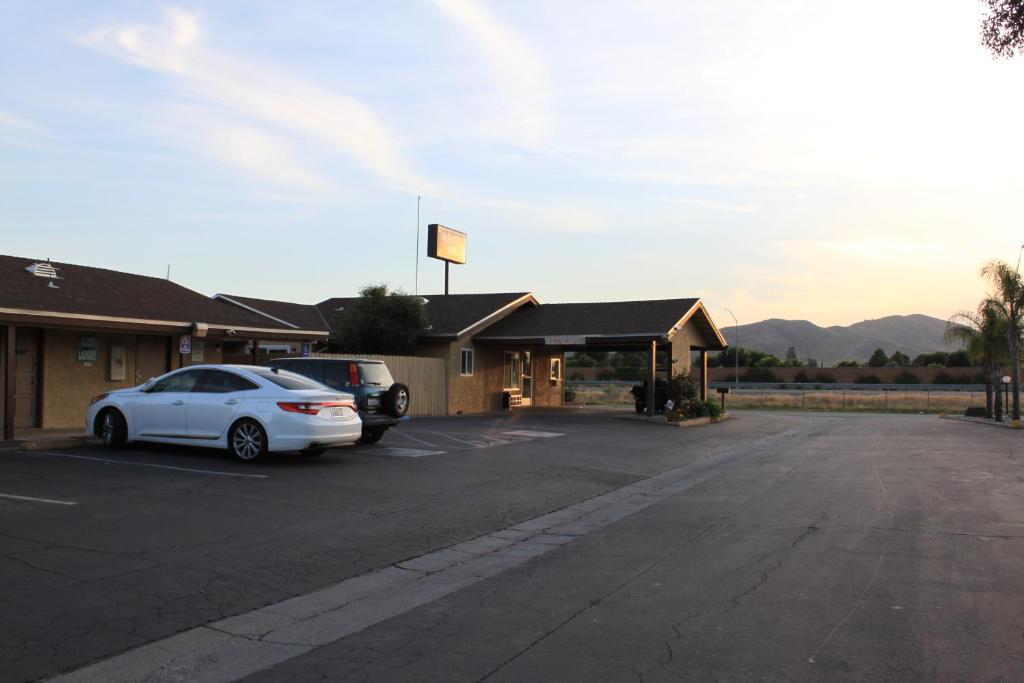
214,294,331,333
474,297,726,349
0,255,310,330
318,292,534,339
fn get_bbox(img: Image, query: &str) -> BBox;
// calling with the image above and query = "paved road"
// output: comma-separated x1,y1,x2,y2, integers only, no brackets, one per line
2,410,1022,681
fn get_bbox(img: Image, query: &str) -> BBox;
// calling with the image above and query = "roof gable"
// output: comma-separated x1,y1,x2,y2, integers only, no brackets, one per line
214,294,330,332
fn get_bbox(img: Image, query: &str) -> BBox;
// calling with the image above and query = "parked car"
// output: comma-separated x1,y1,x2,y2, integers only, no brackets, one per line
87,365,361,461
267,358,409,444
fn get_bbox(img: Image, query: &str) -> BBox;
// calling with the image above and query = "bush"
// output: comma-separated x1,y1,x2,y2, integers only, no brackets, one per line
703,399,723,419
855,374,882,384
564,386,577,403
894,371,920,384
742,367,778,382
793,371,811,383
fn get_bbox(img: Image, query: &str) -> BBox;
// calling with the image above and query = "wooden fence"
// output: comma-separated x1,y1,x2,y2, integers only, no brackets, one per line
311,353,448,416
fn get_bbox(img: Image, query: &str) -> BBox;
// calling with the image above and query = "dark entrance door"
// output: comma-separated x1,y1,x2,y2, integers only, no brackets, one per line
14,329,39,429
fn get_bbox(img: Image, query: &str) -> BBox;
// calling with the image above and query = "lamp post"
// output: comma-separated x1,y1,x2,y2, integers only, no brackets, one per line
1003,375,1012,422
724,308,738,386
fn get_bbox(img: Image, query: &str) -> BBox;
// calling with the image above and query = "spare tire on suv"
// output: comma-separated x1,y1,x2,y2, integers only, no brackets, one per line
383,382,410,418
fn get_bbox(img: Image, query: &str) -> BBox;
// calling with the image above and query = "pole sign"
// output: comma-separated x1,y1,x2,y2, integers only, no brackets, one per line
301,342,311,357
179,334,192,355
427,224,467,264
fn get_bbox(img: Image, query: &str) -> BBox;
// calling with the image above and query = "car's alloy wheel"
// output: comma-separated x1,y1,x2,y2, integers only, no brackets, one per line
101,413,115,446
394,388,409,414
231,421,265,461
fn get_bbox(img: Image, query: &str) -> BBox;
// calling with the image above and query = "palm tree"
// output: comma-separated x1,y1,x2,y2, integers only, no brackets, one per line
981,260,1024,422
946,301,1007,419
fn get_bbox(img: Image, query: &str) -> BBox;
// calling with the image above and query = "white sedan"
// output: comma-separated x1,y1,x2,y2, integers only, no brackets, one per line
87,365,362,461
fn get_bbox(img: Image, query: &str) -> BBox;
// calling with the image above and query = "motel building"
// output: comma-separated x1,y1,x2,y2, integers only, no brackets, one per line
1,255,727,441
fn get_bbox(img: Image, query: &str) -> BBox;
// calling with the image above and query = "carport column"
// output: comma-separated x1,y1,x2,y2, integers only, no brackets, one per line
699,349,708,401
646,340,657,418
251,339,259,365
3,325,14,441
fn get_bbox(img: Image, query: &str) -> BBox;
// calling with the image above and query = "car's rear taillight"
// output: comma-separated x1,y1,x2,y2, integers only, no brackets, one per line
90,393,109,405
277,400,356,415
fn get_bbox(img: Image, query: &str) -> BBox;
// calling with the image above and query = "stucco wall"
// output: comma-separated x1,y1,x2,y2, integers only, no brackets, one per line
42,330,144,429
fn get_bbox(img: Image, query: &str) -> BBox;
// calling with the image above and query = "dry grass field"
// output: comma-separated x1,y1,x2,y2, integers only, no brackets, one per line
569,383,986,414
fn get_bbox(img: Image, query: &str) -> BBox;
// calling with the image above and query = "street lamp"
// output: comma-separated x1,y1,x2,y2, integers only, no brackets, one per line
724,308,739,386
1003,375,1012,422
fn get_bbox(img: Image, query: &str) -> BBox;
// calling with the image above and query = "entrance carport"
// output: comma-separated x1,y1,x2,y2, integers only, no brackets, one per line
473,298,728,416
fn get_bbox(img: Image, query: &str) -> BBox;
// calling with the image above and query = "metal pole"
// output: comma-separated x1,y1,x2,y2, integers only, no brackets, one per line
3,325,15,440
724,308,738,386
444,261,450,295
646,340,657,418
415,195,421,296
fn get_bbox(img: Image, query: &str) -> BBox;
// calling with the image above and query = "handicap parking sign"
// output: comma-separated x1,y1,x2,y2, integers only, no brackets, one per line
301,342,311,357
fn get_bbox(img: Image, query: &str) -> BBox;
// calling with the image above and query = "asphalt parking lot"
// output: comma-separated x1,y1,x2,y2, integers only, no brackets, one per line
2,409,1024,682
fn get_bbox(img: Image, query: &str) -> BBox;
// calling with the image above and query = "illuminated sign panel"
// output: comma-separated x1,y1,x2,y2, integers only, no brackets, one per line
427,224,467,264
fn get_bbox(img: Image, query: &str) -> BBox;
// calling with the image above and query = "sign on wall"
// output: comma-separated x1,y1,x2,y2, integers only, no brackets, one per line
544,335,587,346
76,336,99,364
179,334,192,355
109,344,126,381
301,342,311,357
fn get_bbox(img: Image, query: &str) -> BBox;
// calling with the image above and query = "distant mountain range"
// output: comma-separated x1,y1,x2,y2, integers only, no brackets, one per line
721,314,961,365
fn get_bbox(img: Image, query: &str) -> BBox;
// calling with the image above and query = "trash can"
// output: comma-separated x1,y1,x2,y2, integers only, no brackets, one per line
501,391,512,410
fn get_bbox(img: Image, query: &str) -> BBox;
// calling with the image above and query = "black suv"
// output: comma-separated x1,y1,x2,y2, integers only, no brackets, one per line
267,358,409,443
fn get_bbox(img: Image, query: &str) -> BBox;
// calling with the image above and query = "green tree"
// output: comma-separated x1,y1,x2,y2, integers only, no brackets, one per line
784,346,800,366
867,348,888,367
912,352,947,367
566,353,597,367
333,284,429,355
980,259,1023,421
889,351,911,367
946,300,1008,419
837,360,860,368
944,350,971,367
981,0,1024,58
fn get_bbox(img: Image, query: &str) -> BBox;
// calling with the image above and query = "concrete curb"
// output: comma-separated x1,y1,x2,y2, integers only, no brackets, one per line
618,413,730,428
938,414,1022,430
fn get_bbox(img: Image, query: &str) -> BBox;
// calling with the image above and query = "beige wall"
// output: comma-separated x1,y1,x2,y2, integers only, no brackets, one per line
41,329,144,429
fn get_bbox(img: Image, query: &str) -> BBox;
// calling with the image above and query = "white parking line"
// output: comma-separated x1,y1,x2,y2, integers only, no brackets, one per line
420,430,484,447
387,430,443,448
0,493,78,506
502,430,566,438
30,451,269,479
365,447,446,458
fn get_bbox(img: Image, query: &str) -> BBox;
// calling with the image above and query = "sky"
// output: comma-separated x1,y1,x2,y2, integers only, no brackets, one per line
2,0,1022,328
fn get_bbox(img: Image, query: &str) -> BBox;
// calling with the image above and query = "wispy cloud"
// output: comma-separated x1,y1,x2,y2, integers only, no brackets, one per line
660,197,755,213
0,112,48,147
432,0,551,147
77,7,434,194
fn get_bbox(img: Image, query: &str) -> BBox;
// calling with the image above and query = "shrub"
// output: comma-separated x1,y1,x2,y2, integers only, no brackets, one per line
894,371,920,384
564,386,577,403
855,374,882,384
793,371,811,383
703,399,723,419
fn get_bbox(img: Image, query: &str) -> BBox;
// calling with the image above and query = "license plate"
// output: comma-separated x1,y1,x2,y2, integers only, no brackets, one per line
367,398,380,407
331,407,346,418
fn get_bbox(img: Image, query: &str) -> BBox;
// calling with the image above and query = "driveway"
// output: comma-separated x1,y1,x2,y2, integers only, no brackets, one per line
1,410,1022,681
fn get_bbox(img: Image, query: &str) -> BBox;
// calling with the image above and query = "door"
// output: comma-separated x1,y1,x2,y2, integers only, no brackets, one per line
135,335,169,386
186,370,257,439
520,351,533,406
133,369,203,437
14,329,39,429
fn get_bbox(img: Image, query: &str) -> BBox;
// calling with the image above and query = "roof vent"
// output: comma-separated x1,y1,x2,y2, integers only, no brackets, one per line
48,280,60,289
26,261,59,279
419,297,430,305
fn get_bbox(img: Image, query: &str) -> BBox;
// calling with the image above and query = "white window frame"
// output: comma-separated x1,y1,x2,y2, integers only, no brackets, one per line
550,357,563,382
460,348,475,376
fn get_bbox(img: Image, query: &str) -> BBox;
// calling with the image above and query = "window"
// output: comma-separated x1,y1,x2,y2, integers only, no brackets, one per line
146,369,204,393
321,362,354,389
504,351,522,389
195,370,259,393
249,367,328,391
550,358,562,382
460,349,474,376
